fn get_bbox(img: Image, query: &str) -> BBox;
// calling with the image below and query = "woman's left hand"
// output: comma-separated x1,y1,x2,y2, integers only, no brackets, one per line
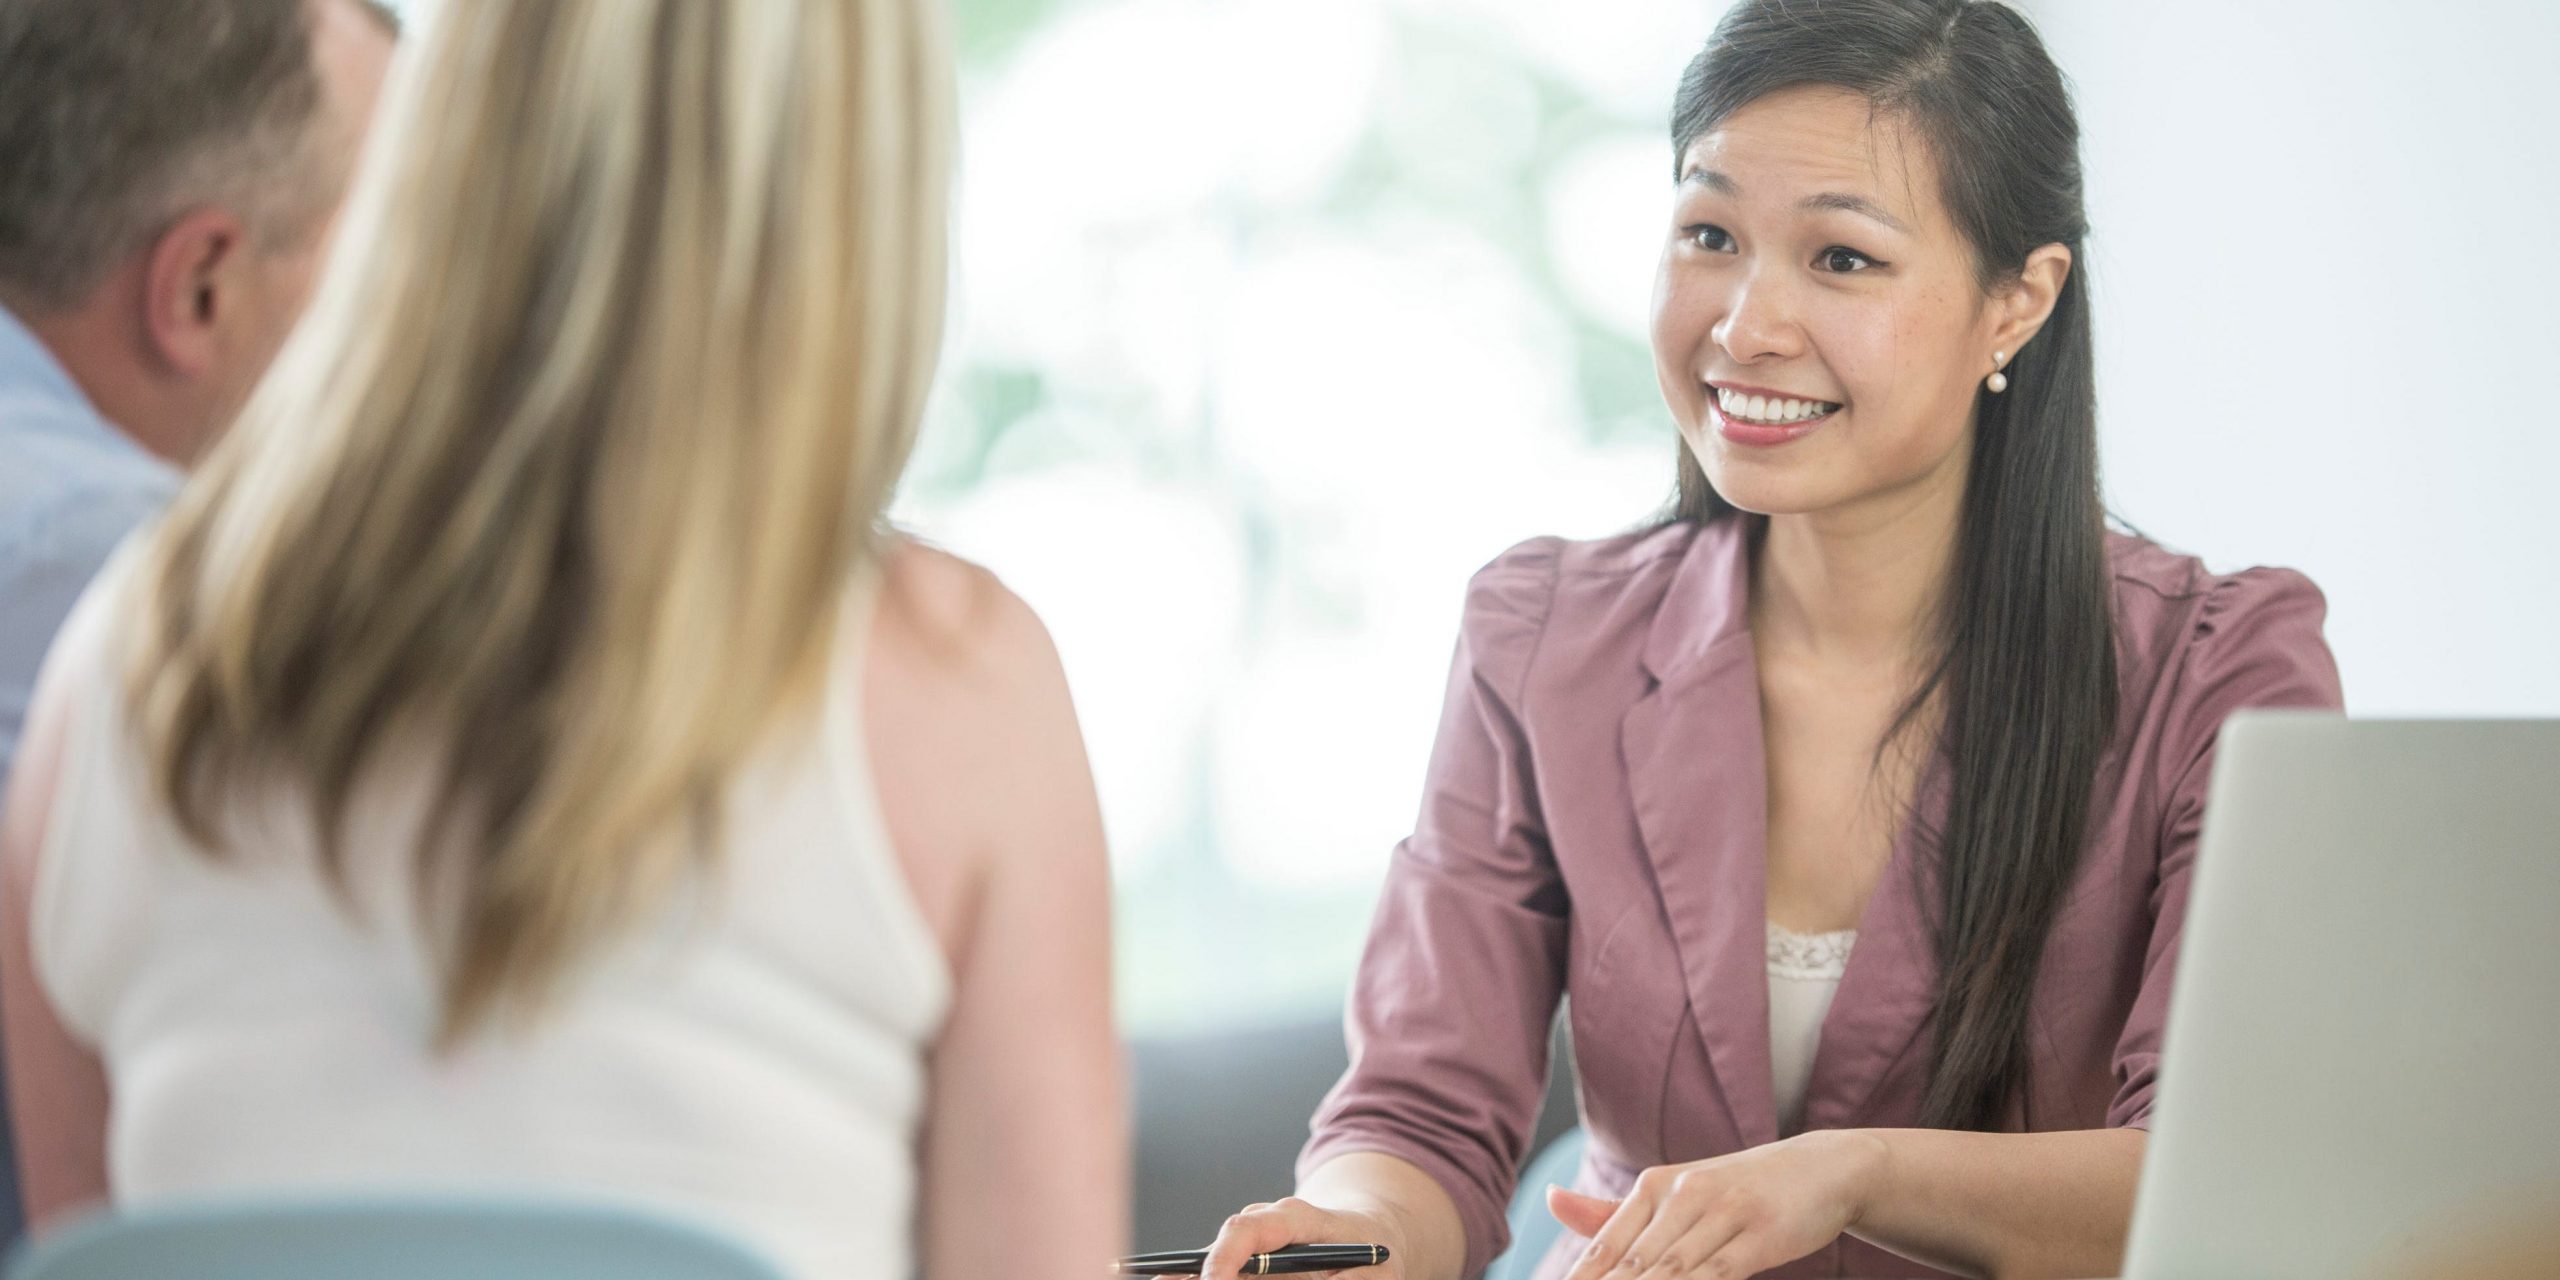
1549,1130,1888,1280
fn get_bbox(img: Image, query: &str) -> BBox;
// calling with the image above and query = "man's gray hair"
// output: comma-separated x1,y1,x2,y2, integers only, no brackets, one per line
0,0,396,310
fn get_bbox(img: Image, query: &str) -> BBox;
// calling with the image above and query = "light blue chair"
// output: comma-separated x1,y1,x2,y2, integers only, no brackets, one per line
5,1196,790,1280
1485,1127,1588,1280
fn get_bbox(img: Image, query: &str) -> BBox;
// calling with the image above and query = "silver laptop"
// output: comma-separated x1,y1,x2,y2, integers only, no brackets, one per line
2122,715,2560,1278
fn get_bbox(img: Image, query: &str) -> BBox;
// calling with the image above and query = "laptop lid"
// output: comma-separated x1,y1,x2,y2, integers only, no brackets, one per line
2123,714,2560,1278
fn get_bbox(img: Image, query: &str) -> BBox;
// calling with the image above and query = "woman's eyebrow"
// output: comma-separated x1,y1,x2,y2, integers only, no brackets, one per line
1800,190,1911,234
1679,165,1743,195
1679,166,1912,234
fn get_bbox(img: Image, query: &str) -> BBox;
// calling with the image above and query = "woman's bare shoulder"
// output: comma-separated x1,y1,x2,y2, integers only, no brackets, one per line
861,537,1089,958
871,538,1056,684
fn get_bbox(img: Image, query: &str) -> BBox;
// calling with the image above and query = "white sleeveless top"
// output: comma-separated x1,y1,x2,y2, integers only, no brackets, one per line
30,556,948,1280
1767,921,1856,1136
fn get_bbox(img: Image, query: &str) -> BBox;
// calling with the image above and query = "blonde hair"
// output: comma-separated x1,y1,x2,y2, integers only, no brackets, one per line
131,0,953,1042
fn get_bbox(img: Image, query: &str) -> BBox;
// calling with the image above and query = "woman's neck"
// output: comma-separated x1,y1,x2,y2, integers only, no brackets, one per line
1750,468,1964,672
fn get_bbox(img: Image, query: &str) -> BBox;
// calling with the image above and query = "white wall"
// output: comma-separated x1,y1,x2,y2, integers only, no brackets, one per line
2021,0,2560,715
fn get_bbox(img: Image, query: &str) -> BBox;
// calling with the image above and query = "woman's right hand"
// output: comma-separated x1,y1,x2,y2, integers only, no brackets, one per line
1197,1197,1407,1280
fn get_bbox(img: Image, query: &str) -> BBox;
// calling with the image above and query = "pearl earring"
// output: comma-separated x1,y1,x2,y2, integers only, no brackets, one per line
1986,350,2009,394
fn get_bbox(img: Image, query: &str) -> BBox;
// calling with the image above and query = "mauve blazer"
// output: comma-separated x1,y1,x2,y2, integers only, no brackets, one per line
1297,516,2344,1279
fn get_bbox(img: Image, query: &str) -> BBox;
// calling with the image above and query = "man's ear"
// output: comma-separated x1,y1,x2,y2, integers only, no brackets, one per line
1993,241,2073,360
139,206,248,380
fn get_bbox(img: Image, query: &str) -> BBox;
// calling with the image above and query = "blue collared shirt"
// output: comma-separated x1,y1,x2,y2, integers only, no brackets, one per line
0,305,179,793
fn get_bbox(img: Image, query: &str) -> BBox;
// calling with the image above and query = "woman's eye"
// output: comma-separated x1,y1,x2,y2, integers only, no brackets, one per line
1818,246,1877,273
1684,224,1735,253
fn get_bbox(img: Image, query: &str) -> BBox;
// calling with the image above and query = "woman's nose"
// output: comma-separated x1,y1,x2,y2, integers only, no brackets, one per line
1710,270,1805,365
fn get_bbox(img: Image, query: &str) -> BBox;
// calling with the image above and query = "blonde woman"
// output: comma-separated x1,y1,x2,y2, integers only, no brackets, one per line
0,3,1125,1278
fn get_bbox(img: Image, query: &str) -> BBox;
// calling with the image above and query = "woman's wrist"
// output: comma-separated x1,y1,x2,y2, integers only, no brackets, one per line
1327,1197,1414,1260
1806,1127,1894,1230
1296,1150,1468,1280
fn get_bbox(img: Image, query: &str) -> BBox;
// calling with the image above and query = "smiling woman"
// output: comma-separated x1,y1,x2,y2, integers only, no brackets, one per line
1198,3,2341,1279
1654,64,2100,1139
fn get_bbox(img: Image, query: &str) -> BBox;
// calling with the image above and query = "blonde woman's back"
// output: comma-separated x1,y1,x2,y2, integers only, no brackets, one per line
2,0,1124,1268
25,550,936,1277
8,537,1124,1277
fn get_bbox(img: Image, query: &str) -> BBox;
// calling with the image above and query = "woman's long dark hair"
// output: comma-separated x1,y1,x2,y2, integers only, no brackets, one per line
1664,0,2118,1131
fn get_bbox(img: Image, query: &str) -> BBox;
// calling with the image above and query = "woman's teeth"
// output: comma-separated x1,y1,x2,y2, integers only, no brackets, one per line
1714,387,1839,424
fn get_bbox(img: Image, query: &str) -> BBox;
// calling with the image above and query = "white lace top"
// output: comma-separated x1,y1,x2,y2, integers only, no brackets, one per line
1768,921,1857,1135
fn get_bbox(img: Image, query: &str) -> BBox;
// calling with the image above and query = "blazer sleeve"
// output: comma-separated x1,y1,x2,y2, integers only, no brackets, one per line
2108,567,2344,1130
1298,538,1568,1277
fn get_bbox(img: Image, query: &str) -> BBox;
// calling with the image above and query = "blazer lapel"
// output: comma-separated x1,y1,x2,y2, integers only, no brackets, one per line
1615,517,1955,1148
1801,761,1950,1132
1617,521,1780,1150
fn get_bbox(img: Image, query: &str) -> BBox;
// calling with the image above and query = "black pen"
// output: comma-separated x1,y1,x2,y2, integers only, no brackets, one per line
1113,1243,1391,1275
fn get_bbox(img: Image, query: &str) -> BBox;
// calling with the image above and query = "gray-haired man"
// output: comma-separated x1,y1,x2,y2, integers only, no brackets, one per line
0,0,397,1239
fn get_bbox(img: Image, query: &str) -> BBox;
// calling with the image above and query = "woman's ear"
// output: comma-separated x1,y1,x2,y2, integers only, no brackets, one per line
1993,242,2072,360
